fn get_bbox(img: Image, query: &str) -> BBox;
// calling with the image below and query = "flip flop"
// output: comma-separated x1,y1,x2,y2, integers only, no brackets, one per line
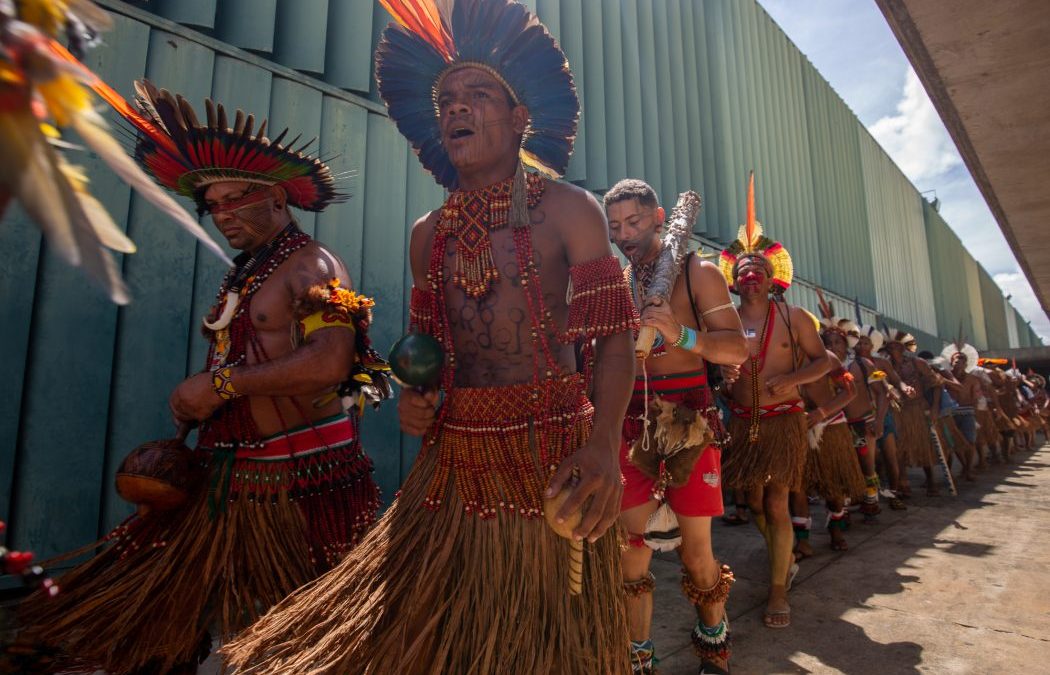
830,537,848,552
721,513,749,526
785,561,800,591
763,607,791,629
888,497,907,510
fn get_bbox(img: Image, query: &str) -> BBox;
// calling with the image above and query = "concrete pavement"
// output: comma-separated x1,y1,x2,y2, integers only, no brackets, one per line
653,445,1050,674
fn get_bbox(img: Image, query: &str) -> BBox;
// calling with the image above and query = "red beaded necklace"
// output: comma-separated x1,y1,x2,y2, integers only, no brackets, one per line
740,300,775,442
424,173,581,469
199,225,312,448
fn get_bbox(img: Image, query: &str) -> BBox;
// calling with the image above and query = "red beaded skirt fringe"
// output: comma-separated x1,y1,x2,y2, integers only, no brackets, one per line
18,419,377,675
223,381,632,675
723,411,808,492
806,422,867,500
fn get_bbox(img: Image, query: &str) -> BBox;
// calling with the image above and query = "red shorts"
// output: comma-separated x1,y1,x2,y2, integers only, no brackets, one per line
620,439,724,516
620,370,725,518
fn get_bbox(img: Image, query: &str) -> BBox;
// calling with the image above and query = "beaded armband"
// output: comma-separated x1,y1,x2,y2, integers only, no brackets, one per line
561,255,639,342
212,366,241,400
409,286,437,336
830,367,855,386
293,278,391,411
294,278,375,342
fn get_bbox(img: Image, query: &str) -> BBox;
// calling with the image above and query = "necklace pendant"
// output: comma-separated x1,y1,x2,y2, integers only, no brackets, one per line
214,327,231,366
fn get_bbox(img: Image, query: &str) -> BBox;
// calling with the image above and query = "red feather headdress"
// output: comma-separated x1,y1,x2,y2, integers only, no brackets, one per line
87,78,345,213
719,172,794,293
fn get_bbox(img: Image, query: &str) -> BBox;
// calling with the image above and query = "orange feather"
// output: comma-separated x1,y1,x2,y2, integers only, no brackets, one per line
745,171,757,250
379,0,455,62
46,39,178,155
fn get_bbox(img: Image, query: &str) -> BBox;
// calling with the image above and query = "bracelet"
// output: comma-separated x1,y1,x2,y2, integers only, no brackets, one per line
212,366,241,400
674,325,698,351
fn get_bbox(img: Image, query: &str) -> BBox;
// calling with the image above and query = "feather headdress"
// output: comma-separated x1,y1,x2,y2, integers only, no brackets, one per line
813,289,858,348
88,78,345,213
719,172,793,293
884,329,917,352
375,0,579,189
940,342,979,373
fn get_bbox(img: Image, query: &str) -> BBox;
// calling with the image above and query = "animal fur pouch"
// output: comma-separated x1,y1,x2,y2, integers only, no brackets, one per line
629,397,715,489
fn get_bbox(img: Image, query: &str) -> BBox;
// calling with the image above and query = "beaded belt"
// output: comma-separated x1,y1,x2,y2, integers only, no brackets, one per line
728,400,804,419
236,414,357,460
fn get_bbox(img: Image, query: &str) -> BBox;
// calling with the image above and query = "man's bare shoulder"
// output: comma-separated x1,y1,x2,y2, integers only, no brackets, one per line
412,208,441,235
541,180,604,223
284,241,349,293
783,302,815,326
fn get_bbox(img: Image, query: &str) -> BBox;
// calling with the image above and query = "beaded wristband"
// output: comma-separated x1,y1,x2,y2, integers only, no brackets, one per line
674,325,698,351
212,366,241,400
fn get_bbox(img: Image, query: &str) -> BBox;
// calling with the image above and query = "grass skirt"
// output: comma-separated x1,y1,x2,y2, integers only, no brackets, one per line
806,423,866,500
17,431,377,675
895,400,935,467
723,412,807,492
976,409,1000,446
18,481,319,674
224,387,630,674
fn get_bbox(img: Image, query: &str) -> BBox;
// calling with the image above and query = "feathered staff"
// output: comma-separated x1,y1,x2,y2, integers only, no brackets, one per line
634,190,702,357
0,1,230,304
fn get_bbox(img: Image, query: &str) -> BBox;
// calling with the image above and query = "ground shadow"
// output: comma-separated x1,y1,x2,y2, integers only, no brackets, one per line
652,442,1046,674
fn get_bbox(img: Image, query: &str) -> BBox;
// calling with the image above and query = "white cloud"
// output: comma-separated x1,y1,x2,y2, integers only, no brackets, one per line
993,273,1049,344
757,4,1048,339
868,68,962,182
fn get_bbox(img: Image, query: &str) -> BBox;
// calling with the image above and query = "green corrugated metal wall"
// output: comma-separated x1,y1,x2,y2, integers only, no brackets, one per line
924,201,982,347
0,0,1038,556
979,266,1011,349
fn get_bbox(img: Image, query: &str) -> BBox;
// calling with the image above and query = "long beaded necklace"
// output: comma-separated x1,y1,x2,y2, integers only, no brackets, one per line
739,300,776,442
199,224,312,449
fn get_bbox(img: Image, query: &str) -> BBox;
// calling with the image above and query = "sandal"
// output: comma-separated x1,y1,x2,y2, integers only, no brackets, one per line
721,512,749,526
763,607,791,629
830,536,848,552
888,497,907,510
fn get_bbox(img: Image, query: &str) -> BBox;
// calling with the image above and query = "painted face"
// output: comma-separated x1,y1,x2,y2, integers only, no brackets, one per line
734,256,772,297
436,67,526,175
606,198,665,264
204,181,281,252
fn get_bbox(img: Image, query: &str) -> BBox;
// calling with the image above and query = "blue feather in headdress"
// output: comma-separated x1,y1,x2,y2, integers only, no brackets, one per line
376,0,579,189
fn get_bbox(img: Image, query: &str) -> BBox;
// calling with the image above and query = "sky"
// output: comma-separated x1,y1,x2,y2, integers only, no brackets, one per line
757,0,1049,343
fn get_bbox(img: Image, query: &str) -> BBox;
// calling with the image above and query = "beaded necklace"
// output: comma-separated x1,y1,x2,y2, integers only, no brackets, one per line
199,224,312,449
740,300,776,442
436,172,545,298
425,174,580,470
626,259,667,357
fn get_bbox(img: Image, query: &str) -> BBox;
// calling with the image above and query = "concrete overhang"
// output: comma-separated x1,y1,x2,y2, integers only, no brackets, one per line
876,0,1050,319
